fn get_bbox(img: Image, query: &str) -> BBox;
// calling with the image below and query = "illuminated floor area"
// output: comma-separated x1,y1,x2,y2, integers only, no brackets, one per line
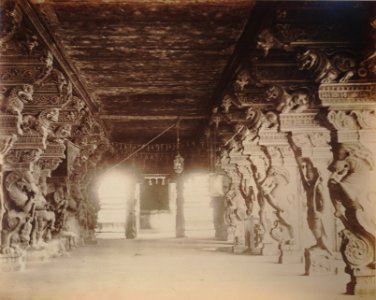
0,238,364,300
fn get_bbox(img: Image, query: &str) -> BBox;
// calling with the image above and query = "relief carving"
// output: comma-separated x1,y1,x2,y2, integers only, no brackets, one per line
265,85,311,113
328,143,376,294
22,108,60,148
0,84,34,134
1,171,40,254
260,166,294,246
297,157,333,274
256,29,289,57
0,1,22,52
297,49,356,83
223,169,247,249
327,111,359,131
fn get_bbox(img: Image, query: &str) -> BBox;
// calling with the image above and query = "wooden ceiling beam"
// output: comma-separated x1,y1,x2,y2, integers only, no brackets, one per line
98,115,206,121
20,0,98,113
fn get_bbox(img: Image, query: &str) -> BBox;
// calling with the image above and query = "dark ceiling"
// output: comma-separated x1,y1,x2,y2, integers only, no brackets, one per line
34,0,255,143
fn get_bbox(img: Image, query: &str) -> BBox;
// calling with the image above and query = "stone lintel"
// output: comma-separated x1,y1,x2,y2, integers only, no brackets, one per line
279,111,322,132
40,142,66,159
259,130,288,146
336,130,360,143
319,83,376,109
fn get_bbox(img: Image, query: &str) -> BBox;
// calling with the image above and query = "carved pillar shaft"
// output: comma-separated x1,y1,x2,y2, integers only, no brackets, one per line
320,82,376,296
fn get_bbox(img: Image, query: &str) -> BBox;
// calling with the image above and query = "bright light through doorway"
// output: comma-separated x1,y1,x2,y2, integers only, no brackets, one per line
97,170,133,237
183,173,211,202
97,170,132,203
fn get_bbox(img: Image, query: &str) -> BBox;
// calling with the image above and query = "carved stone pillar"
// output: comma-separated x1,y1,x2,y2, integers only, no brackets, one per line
220,149,241,248
280,111,337,274
228,149,249,253
1,131,44,270
258,128,304,263
243,140,271,255
320,82,376,296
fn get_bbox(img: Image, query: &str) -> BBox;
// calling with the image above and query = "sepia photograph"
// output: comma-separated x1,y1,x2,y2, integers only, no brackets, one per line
0,0,375,299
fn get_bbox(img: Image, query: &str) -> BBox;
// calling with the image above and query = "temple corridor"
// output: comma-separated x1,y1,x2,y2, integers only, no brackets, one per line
0,237,353,300
1,0,376,298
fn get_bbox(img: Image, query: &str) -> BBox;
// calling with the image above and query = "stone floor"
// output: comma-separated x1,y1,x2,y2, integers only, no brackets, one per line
0,237,370,300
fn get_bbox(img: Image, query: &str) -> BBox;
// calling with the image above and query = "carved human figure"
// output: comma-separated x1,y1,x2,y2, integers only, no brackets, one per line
260,167,294,244
224,180,247,246
299,158,332,254
46,185,68,234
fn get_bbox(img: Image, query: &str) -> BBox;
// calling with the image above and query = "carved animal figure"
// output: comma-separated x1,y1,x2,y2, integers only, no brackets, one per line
1,85,34,134
1,171,37,253
328,143,376,270
297,49,356,83
22,108,60,148
266,85,310,113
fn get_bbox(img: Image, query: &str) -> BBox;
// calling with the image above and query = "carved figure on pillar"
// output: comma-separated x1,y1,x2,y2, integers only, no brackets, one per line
265,85,310,113
260,166,294,247
1,171,38,254
297,49,356,83
328,143,376,296
296,157,333,274
224,182,246,249
1,84,34,134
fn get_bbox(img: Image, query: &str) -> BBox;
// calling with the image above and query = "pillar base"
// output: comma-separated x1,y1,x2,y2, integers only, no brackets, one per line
346,268,376,296
232,244,248,254
279,246,303,264
304,247,333,275
261,242,280,256
0,252,26,272
26,247,49,263
214,226,228,241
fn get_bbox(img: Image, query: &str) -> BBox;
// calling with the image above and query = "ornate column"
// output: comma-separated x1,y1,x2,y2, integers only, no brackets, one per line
320,82,376,296
243,134,271,256
280,111,337,274
228,142,249,253
258,126,304,263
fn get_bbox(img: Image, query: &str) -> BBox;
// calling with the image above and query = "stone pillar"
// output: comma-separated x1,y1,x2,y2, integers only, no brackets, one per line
280,111,337,274
258,129,304,263
320,82,376,296
243,142,272,255
239,125,280,257
176,174,185,238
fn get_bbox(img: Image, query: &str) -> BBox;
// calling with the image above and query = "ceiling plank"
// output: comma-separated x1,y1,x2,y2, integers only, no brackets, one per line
98,115,206,121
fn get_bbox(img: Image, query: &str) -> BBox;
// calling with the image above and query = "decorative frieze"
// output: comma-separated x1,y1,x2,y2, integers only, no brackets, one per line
259,130,288,146
319,83,376,108
279,111,322,132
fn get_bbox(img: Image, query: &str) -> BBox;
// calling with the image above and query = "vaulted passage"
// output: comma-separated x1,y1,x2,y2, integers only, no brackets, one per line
0,0,375,299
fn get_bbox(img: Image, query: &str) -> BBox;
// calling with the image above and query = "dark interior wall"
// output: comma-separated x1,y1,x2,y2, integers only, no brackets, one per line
140,182,169,211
